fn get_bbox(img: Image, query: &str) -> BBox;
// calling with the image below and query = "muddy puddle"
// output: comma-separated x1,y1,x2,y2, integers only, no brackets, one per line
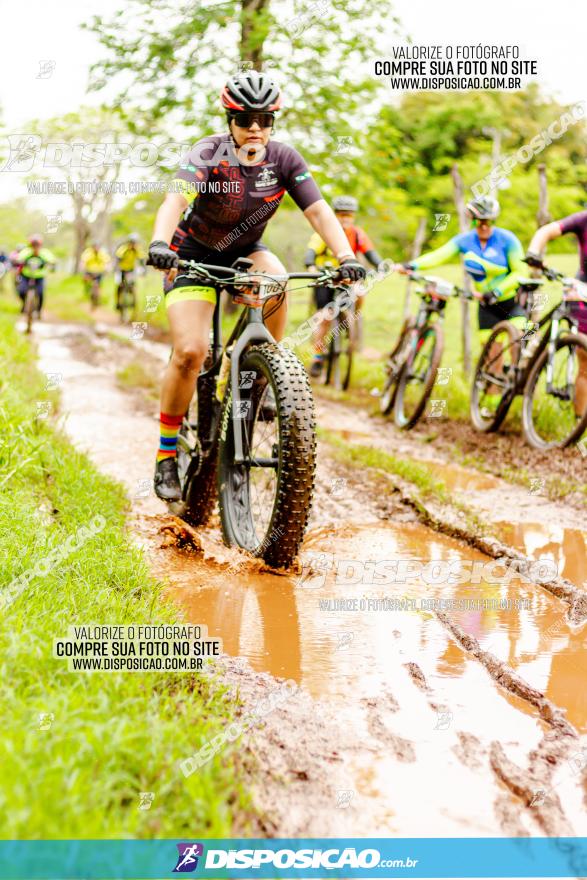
152,515,587,734
33,318,587,835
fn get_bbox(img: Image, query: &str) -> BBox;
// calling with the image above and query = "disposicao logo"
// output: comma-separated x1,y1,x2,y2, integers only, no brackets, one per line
173,843,204,873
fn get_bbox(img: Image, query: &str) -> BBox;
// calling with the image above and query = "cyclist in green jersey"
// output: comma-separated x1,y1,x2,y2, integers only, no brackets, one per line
396,197,527,341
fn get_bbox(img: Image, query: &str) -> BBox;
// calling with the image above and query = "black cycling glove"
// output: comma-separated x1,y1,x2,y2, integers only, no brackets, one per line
481,290,498,306
147,240,178,270
336,257,366,283
524,251,543,269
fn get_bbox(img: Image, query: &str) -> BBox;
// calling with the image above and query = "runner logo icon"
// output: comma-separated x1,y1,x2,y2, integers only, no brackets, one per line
173,843,204,872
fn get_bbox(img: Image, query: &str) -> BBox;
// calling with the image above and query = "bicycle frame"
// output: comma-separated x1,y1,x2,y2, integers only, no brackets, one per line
176,262,333,465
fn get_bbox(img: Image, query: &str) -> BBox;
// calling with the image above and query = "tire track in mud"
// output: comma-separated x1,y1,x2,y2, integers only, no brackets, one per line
32,316,587,837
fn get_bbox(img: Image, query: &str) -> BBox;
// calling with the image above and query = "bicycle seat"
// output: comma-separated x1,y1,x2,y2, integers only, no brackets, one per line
517,278,544,289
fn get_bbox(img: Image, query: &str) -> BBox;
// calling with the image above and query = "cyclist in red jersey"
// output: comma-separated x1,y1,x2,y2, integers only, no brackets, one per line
147,72,366,502
528,211,587,413
304,195,383,376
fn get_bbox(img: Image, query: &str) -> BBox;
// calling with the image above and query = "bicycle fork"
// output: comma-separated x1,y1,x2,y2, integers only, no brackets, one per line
229,308,276,464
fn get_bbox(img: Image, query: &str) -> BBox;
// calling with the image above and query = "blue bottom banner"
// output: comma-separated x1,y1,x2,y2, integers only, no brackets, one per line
1,838,587,879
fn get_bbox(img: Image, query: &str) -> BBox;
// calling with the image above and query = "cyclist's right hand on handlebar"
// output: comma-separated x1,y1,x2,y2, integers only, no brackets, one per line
147,240,178,270
524,251,543,269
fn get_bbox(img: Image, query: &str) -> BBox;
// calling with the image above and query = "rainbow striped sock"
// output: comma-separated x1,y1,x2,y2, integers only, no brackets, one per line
157,412,184,462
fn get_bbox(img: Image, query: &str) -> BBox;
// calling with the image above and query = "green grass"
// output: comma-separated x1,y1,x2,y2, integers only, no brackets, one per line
116,361,160,401
0,312,249,838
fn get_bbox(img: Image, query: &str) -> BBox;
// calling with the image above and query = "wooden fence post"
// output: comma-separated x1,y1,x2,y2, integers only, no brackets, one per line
451,163,472,376
402,216,427,321
537,164,550,229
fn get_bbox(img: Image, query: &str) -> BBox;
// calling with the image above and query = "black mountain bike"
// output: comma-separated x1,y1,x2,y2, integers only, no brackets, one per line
322,286,357,391
174,259,340,568
379,272,468,429
471,262,587,449
117,271,137,324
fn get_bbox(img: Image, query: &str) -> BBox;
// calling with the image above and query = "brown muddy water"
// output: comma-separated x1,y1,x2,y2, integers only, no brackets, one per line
35,319,587,836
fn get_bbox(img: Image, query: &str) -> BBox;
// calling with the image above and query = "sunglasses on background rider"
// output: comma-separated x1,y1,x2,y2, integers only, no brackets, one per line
231,111,275,129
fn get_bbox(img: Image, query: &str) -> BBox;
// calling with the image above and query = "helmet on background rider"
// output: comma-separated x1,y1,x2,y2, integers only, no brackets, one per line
332,196,359,213
221,71,282,114
128,232,140,243
29,233,43,246
466,196,500,221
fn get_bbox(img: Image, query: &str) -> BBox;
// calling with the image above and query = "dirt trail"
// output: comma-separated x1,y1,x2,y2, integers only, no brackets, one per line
32,316,587,837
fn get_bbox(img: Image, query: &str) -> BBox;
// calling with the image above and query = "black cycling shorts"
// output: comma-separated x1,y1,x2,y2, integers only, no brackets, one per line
478,295,525,330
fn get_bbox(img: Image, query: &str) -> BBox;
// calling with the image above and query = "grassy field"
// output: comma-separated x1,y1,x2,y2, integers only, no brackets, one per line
0,311,249,838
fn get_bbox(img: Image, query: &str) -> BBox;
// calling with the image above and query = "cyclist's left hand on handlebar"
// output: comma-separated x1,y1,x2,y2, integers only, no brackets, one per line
335,257,366,283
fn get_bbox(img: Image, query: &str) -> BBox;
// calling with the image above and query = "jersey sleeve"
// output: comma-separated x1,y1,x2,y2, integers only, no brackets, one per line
559,211,587,237
281,146,322,210
115,245,125,259
172,141,213,204
411,236,461,270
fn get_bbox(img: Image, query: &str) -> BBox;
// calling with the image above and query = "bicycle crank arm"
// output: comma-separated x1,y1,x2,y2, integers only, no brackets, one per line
245,457,279,468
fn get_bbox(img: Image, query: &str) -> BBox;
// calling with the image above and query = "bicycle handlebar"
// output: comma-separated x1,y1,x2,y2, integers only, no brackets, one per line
405,270,471,300
176,259,338,286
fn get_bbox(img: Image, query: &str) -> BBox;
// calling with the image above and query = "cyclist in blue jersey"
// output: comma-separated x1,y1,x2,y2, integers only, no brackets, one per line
397,197,527,340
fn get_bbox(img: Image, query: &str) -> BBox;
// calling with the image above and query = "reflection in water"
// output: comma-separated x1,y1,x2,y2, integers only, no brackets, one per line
162,520,587,731
497,520,587,590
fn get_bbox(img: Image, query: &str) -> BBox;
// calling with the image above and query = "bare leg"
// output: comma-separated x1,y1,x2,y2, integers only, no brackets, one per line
161,299,216,415
575,347,587,415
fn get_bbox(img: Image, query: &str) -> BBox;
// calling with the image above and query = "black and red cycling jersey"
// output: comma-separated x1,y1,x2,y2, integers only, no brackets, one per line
171,134,322,256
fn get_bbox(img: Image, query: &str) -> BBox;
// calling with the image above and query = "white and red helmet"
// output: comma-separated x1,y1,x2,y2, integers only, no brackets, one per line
221,71,282,113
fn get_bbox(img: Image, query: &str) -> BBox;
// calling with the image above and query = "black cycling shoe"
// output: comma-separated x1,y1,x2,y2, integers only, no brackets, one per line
309,357,324,378
154,457,182,502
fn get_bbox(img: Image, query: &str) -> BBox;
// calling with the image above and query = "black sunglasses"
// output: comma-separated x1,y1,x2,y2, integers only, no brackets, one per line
231,111,275,129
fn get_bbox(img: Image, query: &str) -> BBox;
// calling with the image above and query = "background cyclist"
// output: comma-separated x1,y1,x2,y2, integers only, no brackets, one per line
146,71,366,503
305,195,384,377
115,232,145,310
527,210,587,412
16,234,56,317
396,196,527,342
80,240,110,301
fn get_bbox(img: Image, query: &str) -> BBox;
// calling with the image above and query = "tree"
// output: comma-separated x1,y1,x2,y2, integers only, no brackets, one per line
84,0,399,166
26,107,148,272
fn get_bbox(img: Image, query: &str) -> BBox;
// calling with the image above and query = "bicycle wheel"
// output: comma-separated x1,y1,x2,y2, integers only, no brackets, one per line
119,284,135,324
217,343,316,568
394,323,443,429
324,309,355,391
379,320,412,416
522,332,587,450
470,321,521,432
90,282,100,309
177,353,220,525
24,287,35,334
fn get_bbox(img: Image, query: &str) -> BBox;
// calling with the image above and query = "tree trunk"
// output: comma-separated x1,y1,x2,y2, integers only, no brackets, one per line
451,163,472,376
403,216,427,321
240,0,269,68
537,164,550,228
